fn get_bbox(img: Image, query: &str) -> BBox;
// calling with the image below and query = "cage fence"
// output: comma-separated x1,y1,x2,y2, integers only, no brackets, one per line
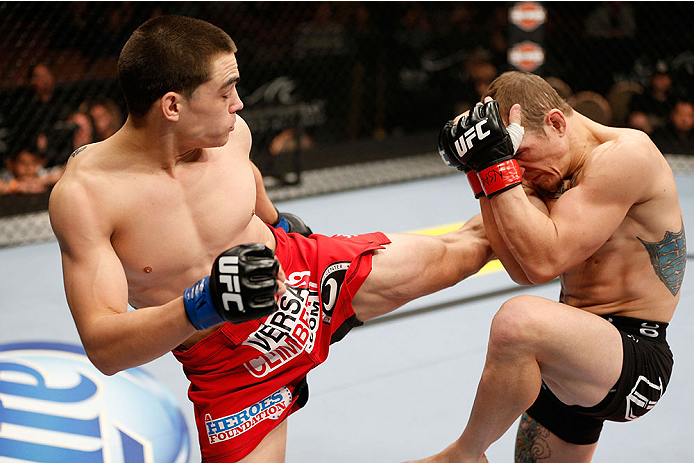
1,1,693,247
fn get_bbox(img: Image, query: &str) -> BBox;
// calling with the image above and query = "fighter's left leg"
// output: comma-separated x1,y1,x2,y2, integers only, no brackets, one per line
514,413,597,463
407,295,623,463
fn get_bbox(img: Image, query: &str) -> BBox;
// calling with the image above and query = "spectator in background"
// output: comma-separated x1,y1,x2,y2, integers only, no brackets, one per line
31,63,56,106
84,97,124,141
68,111,96,150
10,63,74,162
583,2,638,93
0,147,62,195
629,60,676,135
652,99,694,155
453,49,498,115
585,1,637,40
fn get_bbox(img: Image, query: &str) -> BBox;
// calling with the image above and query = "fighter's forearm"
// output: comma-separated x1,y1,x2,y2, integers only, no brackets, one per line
78,298,197,376
479,197,533,285
489,188,562,284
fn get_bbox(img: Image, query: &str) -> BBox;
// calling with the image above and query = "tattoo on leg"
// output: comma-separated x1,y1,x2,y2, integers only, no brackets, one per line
515,413,551,462
638,223,686,296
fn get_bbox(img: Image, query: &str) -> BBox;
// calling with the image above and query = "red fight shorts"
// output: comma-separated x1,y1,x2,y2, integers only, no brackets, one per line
173,227,391,461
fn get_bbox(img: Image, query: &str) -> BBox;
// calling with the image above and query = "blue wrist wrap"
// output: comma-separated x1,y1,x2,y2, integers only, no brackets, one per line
274,214,290,233
183,276,224,330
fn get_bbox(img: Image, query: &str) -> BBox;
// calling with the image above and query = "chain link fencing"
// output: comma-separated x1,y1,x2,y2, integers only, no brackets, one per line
1,1,693,247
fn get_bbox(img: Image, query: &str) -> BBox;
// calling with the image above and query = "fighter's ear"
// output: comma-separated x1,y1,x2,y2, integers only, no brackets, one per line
160,92,183,122
546,109,567,136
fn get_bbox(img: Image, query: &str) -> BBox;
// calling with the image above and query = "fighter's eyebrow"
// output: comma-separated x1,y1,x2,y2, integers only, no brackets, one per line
219,76,240,91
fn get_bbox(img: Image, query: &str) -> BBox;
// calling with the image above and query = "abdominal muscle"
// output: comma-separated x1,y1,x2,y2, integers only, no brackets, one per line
559,262,678,323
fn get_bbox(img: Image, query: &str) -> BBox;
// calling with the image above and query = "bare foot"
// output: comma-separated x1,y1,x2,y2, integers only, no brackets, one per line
403,446,489,463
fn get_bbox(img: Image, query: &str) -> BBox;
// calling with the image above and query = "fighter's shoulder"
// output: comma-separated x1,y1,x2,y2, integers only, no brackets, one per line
49,166,107,246
233,115,252,143
217,115,252,156
592,128,659,169
54,143,101,187
50,143,110,216
582,128,665,203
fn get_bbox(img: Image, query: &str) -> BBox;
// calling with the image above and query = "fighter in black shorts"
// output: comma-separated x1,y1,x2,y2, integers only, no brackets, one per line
413,71,684,463
525,315,673,445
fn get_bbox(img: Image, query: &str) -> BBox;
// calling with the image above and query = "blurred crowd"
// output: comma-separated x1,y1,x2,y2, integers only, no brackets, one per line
1,1,693,197
0,62,124,196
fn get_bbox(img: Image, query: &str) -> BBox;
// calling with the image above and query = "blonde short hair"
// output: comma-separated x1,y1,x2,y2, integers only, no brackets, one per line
483,71,573,134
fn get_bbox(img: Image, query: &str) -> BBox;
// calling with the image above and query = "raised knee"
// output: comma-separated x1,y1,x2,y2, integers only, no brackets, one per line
488,296,539,350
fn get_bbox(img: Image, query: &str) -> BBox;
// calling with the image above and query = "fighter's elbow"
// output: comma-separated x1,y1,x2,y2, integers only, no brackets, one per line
524,267,559,285
83,345,122,376
510,273,535,286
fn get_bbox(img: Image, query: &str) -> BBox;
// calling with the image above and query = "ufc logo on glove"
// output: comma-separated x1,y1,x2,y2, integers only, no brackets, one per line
218,256,245,313
455,119,491,156
184,243,279,329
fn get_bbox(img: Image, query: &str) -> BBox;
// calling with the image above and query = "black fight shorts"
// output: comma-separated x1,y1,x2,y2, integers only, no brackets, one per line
526,315,674,445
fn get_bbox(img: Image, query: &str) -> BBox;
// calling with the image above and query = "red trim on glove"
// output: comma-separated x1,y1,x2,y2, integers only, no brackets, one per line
466,170,485,199
479,159,522,197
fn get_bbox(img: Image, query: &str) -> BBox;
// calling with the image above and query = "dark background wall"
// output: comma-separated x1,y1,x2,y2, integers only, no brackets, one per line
1,2,692,185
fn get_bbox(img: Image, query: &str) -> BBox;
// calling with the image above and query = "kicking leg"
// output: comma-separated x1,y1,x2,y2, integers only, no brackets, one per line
352,214,492,321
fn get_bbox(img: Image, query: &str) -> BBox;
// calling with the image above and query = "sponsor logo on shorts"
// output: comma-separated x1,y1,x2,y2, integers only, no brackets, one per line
243,275,321,378
320,261,350,324
0,342,189,462
204,387,292,444
625,375,663,420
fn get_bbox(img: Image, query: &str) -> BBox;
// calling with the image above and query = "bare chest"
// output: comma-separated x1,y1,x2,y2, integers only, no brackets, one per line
107,166,259,305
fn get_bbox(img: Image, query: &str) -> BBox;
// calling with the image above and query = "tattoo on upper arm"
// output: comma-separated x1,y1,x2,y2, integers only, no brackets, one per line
638,224,686,296
70,146,87,158
515,413,551,462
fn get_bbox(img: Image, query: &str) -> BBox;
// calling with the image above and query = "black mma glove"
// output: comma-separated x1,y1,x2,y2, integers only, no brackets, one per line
439,119,485,198
273,210,313,237
439,100,524,197
183,243,280,328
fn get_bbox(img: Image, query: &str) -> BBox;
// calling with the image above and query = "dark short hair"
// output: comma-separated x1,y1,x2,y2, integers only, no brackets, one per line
117,15,237,119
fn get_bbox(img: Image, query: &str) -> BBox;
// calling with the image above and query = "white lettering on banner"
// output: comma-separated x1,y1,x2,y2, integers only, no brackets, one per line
243,279,321,378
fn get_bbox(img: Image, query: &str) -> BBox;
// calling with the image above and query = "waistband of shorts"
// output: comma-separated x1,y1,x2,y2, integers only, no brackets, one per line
601,314,668,342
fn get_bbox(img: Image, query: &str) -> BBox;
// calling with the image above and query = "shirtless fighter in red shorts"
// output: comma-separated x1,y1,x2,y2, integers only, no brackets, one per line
49,16,493,462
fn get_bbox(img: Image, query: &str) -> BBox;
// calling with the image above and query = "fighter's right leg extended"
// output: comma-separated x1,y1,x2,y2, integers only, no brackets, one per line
351,214,493,321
